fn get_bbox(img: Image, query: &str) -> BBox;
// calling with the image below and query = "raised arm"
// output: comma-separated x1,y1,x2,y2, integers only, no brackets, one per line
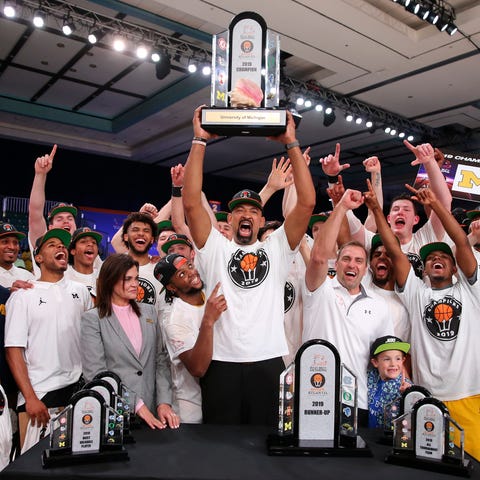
406,184,476,278
281,147,310,219
28,145,56,243
363,179,411,288
182,107,217,249
404,141,452,240
259,156,293,206
178,283,227,377
363,156,383,232
275,113,316,249
305,189,363,291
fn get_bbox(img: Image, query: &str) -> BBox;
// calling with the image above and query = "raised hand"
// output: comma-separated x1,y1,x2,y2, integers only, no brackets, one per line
363,156,381,173
192,105,218,141
34,144,56,174
266,157,293,192
319,143,350,176
204,282,227,324
302,146,312,167
339,188,363,211
403,140,435,166
171,163,185,187
405,183,438,206
363,178,381,211
326,174,345,206
139,203,158,219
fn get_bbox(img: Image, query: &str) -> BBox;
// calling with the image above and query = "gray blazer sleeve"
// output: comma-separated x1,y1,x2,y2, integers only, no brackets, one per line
154,313,173,406
81,309,108,382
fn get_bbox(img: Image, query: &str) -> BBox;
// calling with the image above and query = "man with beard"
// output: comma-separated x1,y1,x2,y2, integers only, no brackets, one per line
303,189,393,426
182,107,315,426
65,227,103,298
365,182,480,461
154,254,227,423
366,235,410,342
0,222,34,289
4,229,92,452
122,212,163,310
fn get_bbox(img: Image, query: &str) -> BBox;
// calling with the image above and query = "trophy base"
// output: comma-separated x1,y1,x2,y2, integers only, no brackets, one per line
201,107,301,136
386,451,473,477
266,434,372,457
42,447,129,468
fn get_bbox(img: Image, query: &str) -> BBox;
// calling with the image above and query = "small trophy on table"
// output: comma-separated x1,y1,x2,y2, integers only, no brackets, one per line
267,339,371,456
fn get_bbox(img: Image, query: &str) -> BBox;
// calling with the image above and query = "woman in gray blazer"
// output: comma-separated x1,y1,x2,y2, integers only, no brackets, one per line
81,254,179,429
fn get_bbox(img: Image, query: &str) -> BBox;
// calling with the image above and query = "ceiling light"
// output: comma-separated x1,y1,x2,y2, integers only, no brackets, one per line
323,108,336,127
390,129,397,136
406,1,420,14
426,9,440,24
365,120,373,128
202,65,211,76
88,28,100,44
3,1,16,18
304,99,312,108
445,22,458,35
62,15,75,36
355,117,363,125
187,61,197,73
113,36,126,52
155,52,171,79
315,104,323,112
345,113,353,122
296,97,304,106
384,126,391,134
33,9,45,28
398,132,406,138
136,44,149,59
407,135,414,142
416,5,430,21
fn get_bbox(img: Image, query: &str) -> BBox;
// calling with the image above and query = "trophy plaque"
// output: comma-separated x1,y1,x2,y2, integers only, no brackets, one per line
267,339,371,456
386,397,473,476
94,370,136,442
201,11,298,136
42,388,129,468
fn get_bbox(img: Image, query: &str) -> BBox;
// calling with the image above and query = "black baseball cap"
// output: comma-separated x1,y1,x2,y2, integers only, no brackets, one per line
153,253,188,288
419,242,454,263
370,336,410,358
228,190,263,212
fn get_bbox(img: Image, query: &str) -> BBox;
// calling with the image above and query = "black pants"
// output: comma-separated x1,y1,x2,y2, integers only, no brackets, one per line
200,358,284,428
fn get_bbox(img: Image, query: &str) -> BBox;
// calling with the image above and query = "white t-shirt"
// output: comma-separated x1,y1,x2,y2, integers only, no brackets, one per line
0,265,34,288
64,265,99,297
163,297,204,423
4,277,93,406
396,267,480,401
302,277,393,409
137,261,163,310
195,226,295,362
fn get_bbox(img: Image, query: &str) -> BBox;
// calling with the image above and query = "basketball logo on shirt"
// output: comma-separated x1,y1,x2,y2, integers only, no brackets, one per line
423,295,461,341
228,248,269,288
137,278,156,304
284,281,295,313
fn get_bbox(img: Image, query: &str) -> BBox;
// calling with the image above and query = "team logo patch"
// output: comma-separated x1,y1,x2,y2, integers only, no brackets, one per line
407,252,424,278
284,281,295,313
310,373,325,389
423,295,461,341
228,248,269,288
136,278,156,304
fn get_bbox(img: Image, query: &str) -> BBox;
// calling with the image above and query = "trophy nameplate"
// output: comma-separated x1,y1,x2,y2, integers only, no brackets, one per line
201,11,298,136
267,339,371,456
386,397,473,477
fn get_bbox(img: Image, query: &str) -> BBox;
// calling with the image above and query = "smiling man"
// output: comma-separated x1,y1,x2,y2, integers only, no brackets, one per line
4,229,92,452
182,106,315,426
303,189,393,426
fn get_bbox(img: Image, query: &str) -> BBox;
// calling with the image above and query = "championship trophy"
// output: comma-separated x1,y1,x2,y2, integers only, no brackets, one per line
267,339,371,456
93,370,136,442
386,396,473,476
42,388,128,467
201,11,299,136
